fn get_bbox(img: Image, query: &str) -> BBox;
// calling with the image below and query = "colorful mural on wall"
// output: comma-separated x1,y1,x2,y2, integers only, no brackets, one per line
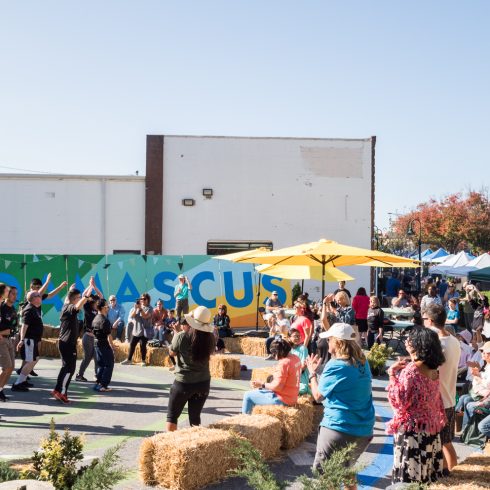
0,254,291,328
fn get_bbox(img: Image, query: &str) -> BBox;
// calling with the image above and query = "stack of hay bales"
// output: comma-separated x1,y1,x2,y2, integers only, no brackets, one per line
296,395,323,432
112,341,130,363
139,427,238,490
250,367,274,383
147,346,173,367
209,354,241,379
39,339,60,358
210,414,282,460
240,337,267,357
252,405,307,449
223,337,243,354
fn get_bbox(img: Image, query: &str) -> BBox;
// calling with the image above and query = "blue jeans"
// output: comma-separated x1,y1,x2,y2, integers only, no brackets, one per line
95,343,114,388
115,321,125,341
478,413,490,437
456,394,480,428
242,389,285,414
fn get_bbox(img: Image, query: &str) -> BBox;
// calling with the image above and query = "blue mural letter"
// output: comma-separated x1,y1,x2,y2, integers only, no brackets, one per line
153,271,177,309
262,275,287,305
116,272,140,303
191,271,216,308
224,271,254,308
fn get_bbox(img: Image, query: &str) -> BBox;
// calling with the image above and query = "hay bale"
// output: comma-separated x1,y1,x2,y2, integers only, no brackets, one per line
209,355,241,379
251,367,275,383
149,427,238,490
241,337,267,357
296,395,323,434
139,436,157,485
252,405,306,449
42,325,59,339
210,414,282,460
223,337,243,354
431,453,490,489
113,341,130,363
146,346,171,367
39,339,60,358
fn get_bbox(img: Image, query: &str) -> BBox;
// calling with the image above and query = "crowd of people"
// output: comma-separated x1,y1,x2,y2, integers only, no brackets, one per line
1,273,489,487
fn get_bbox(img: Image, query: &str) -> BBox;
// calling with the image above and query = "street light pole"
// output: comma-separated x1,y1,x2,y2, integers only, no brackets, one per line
373,225,382,297
407,218,422,293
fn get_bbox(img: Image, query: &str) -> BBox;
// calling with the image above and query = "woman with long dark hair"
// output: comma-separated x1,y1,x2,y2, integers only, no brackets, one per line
352,287,370,345
166,306,216,431
387,327,446,484
92,298,115,392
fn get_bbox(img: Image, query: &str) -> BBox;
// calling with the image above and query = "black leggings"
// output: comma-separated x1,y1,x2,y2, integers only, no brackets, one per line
128,335,148,362
55,342,77,395
167,379,210,426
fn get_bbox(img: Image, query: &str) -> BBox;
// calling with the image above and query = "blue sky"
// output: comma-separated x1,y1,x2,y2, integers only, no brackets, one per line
1,1,488,229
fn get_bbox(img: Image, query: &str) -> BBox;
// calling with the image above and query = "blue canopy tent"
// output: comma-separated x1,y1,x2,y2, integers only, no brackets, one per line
410,248,433,260
422,248,449,263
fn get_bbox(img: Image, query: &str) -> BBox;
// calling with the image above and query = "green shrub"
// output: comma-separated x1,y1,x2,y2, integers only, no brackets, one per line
292,283,302,304
367,343,393,376
298,443,363,490
72,444,127,490
0,461,20,482
33,419,84,490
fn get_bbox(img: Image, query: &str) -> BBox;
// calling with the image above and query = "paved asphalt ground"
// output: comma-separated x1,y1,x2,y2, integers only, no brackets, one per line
0,354,477,490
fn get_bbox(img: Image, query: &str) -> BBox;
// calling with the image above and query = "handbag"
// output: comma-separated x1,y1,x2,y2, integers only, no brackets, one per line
460,412,487,448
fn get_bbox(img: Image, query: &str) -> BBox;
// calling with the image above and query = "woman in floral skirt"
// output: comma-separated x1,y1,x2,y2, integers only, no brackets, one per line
386,327,447,484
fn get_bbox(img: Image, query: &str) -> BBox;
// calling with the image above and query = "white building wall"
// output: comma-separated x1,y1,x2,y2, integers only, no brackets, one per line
0,175,145,255
161,136,374,294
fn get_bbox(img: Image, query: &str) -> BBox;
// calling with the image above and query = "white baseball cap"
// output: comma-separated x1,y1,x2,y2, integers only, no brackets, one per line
319,323,357,341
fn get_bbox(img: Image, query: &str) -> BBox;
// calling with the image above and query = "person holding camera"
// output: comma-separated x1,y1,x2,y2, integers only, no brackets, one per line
174,274,192,321
121,293,153,366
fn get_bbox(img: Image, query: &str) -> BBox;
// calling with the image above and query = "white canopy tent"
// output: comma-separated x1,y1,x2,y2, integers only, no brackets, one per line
429,251,475,276
448,253,490,277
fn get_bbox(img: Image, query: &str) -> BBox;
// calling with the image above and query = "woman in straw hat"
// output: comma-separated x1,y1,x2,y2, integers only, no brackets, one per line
166,306,216,432
306,323,374,488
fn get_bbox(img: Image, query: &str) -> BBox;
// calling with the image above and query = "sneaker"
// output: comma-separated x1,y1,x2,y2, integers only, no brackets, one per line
99,387,112,392
0,390,9,402
60,393,70,404
75,375,88,382
93,384,101,392
30,370,39,377
12,383,29,392
140,362,146,367
24,381,34,388
51,390,64,402
120,359,132,365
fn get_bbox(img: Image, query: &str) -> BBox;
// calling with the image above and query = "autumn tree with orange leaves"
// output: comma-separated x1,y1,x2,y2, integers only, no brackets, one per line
390,190,490,254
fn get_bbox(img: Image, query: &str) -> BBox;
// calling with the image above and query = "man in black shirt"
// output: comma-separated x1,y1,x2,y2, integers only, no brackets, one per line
12,291,44,391
334,281,351,299
52,289,88,403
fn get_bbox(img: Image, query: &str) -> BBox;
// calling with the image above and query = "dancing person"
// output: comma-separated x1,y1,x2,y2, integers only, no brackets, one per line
108,295,125,342
12,291,44,392
366,296,385,349
352,287,370,344
122,293,153,366
92,298,115,392
289,328,310,395
424,304,460,473
166,306,215,431
76,277,104,382
53,288,89,402
174,274,192,321
242,337,301,414
386,327,446,484
306,323,374,488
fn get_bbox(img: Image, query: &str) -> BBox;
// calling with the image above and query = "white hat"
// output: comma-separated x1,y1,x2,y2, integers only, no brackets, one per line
480,341,490,354
319,323,357,341
184,306,214,333
178,274,185,279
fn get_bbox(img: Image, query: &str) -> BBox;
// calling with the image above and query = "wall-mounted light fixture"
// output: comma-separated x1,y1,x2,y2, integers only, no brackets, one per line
202,188,213,199
182,198,195,206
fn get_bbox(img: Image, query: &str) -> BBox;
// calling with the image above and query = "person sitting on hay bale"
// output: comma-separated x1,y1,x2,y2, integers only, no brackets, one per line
213,304,232,353
242,338,301,414
166,306,216,432
306,323,374,488
265,312,289,360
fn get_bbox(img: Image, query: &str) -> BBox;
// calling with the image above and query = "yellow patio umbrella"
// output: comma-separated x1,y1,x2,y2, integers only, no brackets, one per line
256,264,354,282
236,239,419,298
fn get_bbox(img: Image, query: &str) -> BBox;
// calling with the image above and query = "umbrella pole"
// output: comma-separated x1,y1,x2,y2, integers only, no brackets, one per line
301,279,304,293
321,259,325,299
255,273,262,331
